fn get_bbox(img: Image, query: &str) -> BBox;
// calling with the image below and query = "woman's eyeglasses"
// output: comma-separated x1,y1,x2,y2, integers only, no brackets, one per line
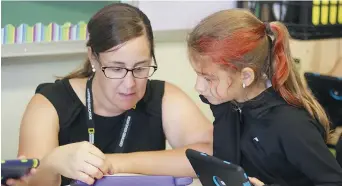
101,66,158,79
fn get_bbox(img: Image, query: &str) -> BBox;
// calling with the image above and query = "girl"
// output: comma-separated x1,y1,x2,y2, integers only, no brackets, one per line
187,9,342,186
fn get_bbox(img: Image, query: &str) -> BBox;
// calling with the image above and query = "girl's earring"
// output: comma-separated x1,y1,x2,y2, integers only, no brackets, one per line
92,65,96,72
242,83,246,89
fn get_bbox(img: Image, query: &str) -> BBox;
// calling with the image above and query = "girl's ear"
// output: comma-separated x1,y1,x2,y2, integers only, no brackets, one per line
240,67,255,87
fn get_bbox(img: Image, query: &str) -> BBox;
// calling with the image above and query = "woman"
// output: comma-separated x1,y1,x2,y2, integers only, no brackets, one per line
186,9,342,186
18,3,212,186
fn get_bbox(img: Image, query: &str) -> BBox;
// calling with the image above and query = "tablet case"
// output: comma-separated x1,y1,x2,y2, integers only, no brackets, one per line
1,159,40,186
72,175,193,186
185,149,251,186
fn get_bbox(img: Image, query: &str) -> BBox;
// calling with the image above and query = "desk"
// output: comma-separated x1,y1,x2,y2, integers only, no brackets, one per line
106,174,203,185
65,174,203,186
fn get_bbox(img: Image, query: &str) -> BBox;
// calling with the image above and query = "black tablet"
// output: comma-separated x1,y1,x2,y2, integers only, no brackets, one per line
304,72,342,127
185,149,251,186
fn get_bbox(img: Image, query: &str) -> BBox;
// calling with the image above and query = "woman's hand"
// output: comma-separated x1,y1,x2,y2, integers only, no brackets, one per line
249,177,265,186
3,169,35,186
47,141,114,185
2,156,37,186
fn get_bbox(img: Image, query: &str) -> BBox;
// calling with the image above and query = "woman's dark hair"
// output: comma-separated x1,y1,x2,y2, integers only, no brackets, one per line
63,2,156,79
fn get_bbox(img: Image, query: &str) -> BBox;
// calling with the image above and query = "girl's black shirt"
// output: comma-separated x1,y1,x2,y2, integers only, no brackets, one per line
200,87,342,186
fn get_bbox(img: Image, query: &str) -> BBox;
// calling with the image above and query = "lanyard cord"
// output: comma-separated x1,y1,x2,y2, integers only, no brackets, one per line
85,75,135,153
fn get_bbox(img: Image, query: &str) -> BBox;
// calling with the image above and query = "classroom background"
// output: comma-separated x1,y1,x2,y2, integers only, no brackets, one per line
1,1,342,160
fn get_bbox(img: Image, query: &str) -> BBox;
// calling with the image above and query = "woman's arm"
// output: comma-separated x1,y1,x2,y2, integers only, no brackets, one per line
107,82,213,177
17,94,61,186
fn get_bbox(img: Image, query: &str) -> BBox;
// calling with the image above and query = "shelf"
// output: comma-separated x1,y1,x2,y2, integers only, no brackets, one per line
1,1,237,59
1,40,87,58
1,29,189,59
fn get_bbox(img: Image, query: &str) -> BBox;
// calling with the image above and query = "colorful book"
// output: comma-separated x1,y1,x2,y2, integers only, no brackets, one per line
45,23,52,42
5,24,15,44
1,28,4,44
26,25,33,43
1,21,89,44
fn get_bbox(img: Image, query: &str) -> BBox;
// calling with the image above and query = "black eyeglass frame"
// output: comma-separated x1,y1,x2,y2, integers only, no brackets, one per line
100,65,158,79
92,51,158,79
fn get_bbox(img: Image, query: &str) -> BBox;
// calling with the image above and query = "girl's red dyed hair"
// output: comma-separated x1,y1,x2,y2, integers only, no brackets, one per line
187,9,331,142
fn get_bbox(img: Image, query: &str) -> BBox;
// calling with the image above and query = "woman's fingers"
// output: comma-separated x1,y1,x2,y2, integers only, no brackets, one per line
77,171,95,185
107,160,115,175
29,168,37,175
84,152,112,175
5,179,16,185
87,143,106,160
82,162,104,180
17,155,26,159
99,159,114,175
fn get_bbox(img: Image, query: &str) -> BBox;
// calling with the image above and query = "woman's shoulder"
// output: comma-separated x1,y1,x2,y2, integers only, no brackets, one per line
35,78,85,126
142,80,196,116
138,79,165,116
143,79,166,101
35,78,85,104
156,80,204,112
151,80,190,102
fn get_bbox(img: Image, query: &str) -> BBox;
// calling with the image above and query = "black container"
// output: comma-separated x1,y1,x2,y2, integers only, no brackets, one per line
237,1,342,40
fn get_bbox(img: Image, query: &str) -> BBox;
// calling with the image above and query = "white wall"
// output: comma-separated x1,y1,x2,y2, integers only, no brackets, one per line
138,1,236,31
1,41,214,159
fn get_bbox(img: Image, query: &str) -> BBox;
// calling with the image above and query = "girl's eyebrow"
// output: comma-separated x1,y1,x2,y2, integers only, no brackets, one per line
195,70,215,77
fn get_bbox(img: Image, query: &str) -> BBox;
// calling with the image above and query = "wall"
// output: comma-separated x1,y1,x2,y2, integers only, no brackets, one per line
1,41,214,159
290,38,342,76
1,1,117,27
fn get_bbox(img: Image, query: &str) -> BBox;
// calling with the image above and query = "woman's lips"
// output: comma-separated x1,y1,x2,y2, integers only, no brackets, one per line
119,92,136,99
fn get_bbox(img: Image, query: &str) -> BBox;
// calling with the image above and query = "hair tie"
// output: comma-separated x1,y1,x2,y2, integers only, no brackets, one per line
264,22,273,35
262,22,274,79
